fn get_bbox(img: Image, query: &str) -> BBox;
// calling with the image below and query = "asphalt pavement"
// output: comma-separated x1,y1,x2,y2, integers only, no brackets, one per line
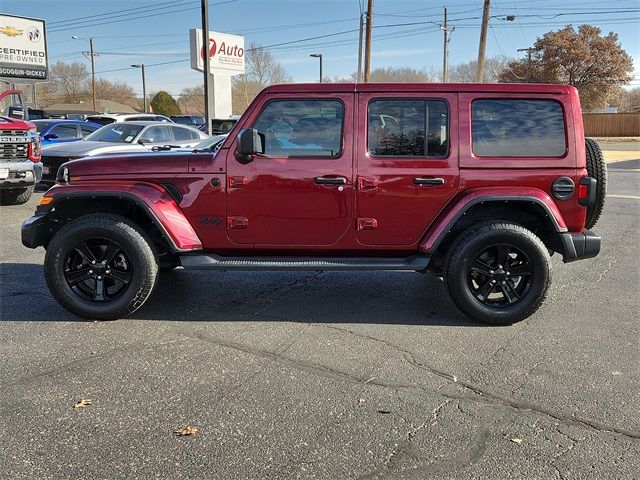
1,145,638,479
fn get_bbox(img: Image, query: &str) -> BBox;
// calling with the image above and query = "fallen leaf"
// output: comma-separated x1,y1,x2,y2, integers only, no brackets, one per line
358,398,365,403
175,426,198,436
453,375,458,383
73,399,92,409
511,438,523,444
611,371,622,376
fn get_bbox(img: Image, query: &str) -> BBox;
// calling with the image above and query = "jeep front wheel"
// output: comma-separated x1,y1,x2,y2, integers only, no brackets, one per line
444,222,551,325
44,214,159,320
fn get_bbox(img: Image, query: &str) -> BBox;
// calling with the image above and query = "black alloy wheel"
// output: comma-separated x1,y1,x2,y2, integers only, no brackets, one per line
63,238,133,302
45,214,159,320
444,222,551,325
467,243,533,308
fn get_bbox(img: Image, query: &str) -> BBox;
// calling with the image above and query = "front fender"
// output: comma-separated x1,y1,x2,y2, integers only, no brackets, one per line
23,181,202,252
419,187,568,253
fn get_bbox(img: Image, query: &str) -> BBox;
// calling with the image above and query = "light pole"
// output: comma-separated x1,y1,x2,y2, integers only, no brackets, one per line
72,35,96,111
310,53,323,83
131,64,147,113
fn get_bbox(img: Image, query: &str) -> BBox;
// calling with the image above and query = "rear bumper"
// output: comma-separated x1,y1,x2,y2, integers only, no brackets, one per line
560,229,601,263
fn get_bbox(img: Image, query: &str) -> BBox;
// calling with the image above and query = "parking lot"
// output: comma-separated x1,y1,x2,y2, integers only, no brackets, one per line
1,146,638,479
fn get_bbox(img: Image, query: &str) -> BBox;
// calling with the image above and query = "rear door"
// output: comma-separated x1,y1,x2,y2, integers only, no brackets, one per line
226,95,354,247
356,93,459,246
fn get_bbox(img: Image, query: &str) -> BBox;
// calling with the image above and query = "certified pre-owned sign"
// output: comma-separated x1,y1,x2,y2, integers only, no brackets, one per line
0,14,48,80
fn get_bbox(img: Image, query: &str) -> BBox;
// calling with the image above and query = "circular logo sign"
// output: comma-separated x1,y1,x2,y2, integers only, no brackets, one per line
200,38,217,61
27,26,40,42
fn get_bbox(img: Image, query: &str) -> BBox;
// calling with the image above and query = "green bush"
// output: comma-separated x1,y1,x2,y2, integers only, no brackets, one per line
150,91,181,116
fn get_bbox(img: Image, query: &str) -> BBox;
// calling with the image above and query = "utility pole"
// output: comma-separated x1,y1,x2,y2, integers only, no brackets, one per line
131,64,147,112
201,0,212,135
441,7,454,82
517,47,535,82
476,0,491,83
310,54,323,83
364,0,374,82
357,12,364,82
72,36,97,111
89,38,96,111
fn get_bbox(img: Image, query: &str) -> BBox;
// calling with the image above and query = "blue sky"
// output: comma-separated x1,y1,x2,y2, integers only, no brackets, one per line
3,0,639,99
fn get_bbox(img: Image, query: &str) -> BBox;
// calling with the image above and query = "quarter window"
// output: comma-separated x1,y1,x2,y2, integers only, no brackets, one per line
253,100,343,158
368,100,448,158
472,99,566,157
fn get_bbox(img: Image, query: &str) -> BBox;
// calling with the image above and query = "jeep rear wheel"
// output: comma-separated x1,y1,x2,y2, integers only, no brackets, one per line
0,186,33,205
45,214,158,320
444,222,551,325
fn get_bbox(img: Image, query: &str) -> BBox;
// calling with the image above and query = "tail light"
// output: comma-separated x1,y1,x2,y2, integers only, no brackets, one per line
27,132,41,162
578,177,597,207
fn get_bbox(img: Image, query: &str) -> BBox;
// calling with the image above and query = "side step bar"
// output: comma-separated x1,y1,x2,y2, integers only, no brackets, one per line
179,254,430,271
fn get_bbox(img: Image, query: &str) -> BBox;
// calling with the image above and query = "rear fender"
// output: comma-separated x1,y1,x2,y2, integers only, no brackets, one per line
419,187,568,253
39,182,202,251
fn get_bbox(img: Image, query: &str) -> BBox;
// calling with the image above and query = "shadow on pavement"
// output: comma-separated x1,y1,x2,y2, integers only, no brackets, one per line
0,263,477,327
608,159,640,169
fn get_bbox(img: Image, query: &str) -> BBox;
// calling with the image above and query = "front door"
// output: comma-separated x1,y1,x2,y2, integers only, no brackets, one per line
356,93,459,246
226,95,353,247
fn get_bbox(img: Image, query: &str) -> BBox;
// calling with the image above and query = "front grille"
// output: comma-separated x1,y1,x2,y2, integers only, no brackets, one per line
41,156,67,181
1,143,29,160
0,129,28,138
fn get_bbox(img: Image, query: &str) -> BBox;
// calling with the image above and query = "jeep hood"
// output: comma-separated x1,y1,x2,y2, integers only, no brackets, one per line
62,151,190,177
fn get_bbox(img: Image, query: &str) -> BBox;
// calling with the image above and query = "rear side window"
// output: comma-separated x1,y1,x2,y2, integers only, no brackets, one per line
79,124,98,137
472,100,566,157
368,100,448,158
253,100,344,158
172,126,193,141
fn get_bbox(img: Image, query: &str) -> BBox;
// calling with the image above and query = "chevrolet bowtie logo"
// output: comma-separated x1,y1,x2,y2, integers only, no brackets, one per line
0,26,24,37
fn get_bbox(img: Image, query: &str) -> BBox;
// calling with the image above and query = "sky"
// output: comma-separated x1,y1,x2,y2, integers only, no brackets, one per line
2,0,639,101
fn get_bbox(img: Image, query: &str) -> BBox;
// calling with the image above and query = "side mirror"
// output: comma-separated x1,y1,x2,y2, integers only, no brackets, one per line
236,128,264,164
44,133,59,140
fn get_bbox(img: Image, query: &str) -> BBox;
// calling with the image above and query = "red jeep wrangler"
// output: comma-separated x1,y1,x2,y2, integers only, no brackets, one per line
22,83,605,324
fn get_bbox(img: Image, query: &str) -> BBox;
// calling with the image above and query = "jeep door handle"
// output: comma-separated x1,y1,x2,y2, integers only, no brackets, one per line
315,176,347,185
412,177,445,186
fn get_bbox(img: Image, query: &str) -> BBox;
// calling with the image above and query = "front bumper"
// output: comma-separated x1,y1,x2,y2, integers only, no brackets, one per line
22,209,51,248
560,229,601,263
0,161,42,190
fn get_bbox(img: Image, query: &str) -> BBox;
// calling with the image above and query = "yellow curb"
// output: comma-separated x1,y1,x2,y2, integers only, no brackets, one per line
602,151,640,163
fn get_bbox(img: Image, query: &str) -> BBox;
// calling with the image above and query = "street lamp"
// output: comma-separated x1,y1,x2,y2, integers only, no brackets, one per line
310,53,323,83
131,64,147,113
71,35,96,111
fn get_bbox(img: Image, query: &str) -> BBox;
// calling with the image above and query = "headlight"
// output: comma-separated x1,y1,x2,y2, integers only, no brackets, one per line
56,165,70,184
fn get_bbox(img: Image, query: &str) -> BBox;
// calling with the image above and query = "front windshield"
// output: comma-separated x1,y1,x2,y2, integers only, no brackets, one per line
84,123,144,143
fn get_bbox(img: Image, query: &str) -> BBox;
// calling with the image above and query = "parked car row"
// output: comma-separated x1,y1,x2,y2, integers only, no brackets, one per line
39,121,210,185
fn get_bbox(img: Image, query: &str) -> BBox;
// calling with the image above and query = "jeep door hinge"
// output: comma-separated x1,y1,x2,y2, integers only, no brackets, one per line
358,176,380,191
228,176,248,188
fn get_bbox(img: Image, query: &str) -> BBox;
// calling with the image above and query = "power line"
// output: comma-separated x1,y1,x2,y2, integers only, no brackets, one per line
48,0,240,33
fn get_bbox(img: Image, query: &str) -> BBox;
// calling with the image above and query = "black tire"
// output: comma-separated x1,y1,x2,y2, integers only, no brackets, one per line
44,214,159,320
444,222,551,325
0,186,33,205
584,138,607,229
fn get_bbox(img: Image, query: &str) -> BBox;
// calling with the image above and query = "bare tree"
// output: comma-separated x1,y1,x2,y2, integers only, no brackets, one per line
232,42,291,113
609,87,640,112
94,78,138,108
449,56,511,83
37,61,89,106
177,85,205,115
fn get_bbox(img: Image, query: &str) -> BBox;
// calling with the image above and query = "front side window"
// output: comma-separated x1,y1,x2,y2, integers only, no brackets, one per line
472,99,566,157
368,100,448,158
253,100,343,158
50,124,80,140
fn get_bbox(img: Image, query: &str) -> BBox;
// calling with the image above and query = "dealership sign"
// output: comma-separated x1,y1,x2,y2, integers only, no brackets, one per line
0,14,48,80
189,29,245,75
